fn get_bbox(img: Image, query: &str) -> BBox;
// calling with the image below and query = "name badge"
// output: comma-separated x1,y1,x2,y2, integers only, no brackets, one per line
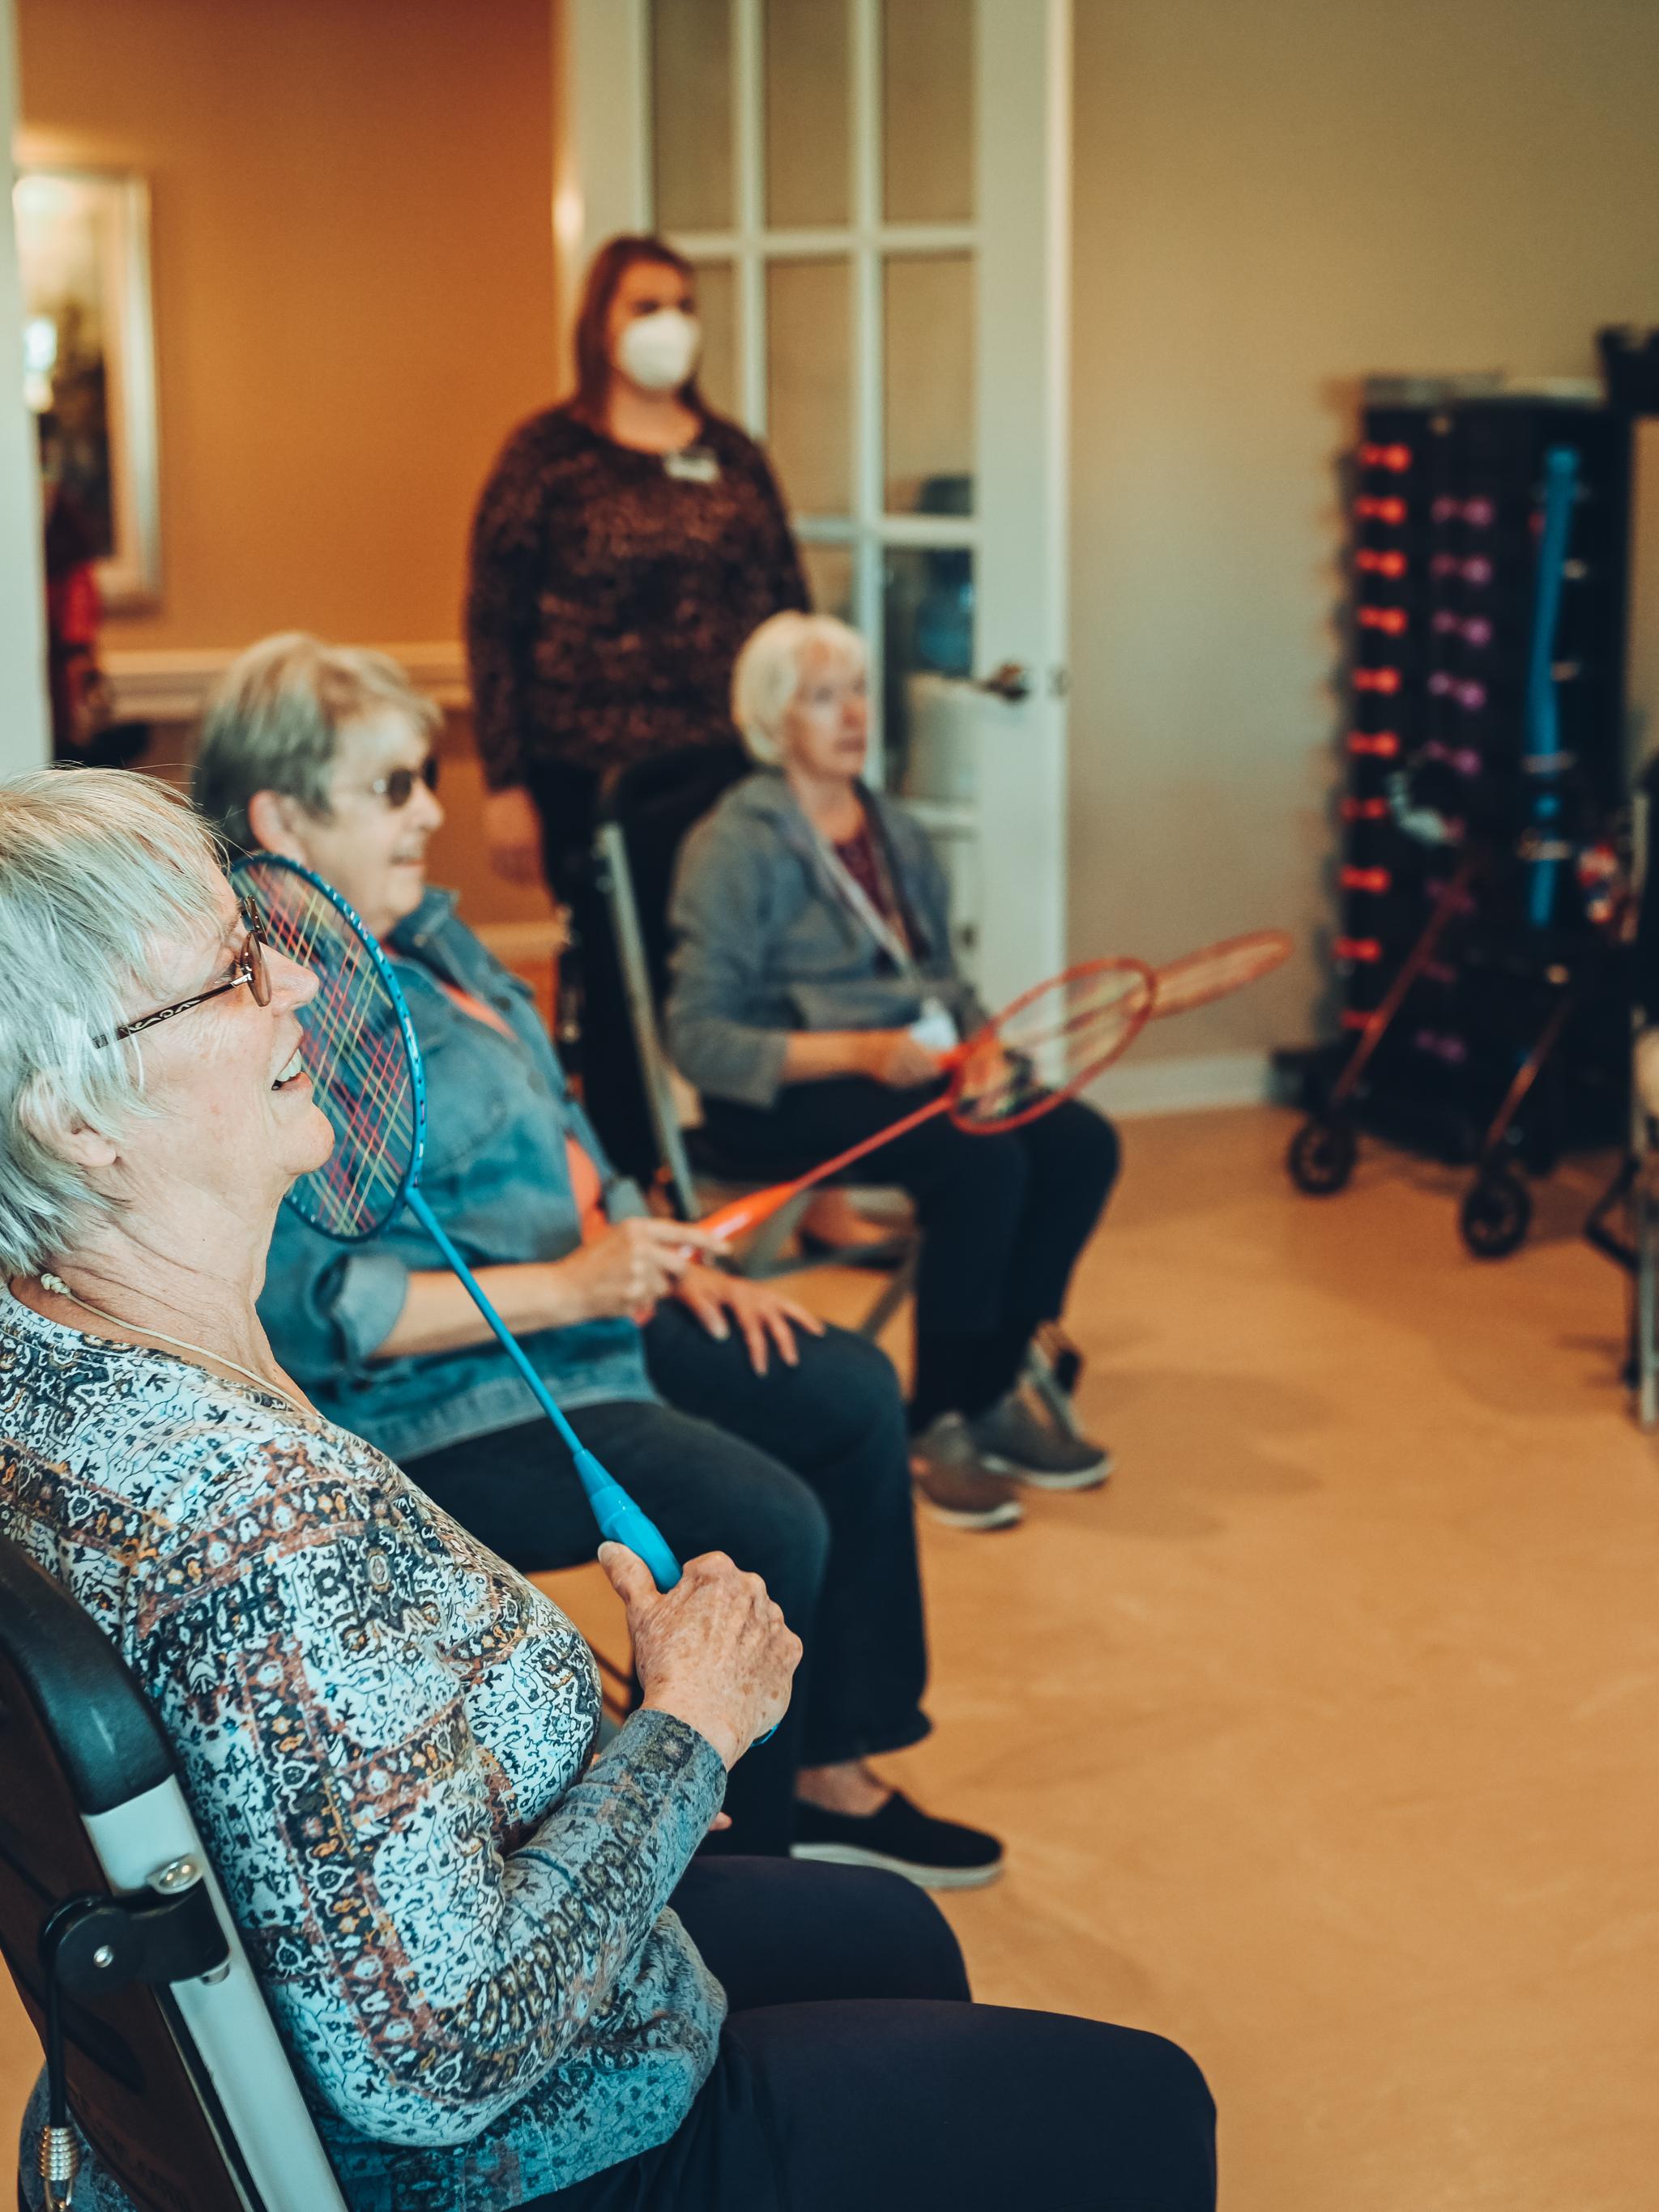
908,999,959,1053
663,446,722,484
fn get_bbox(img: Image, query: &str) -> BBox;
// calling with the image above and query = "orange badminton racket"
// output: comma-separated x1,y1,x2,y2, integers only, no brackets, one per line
700,957,1155,1247
1149,929,1291,1016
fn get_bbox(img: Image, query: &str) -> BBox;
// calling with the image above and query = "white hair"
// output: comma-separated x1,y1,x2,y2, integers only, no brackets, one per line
731,612,868,765
0,768,228,1275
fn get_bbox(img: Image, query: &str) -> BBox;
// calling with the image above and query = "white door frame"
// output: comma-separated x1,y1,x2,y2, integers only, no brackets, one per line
558,0,1072,1005
1,0,51,775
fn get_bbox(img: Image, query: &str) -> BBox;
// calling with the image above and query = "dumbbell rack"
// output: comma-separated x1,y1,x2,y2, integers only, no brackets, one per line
1290,393,1633,1243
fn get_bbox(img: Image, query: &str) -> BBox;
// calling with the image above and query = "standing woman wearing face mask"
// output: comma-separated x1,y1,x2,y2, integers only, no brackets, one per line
465,235,810,1181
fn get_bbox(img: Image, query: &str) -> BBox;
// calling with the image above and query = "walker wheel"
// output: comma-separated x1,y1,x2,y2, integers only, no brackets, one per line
1287,1116,1357,1196
1460,1167,1532,1259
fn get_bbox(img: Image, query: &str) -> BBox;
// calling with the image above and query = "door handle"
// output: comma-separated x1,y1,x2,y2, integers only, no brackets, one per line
974,661,1031,704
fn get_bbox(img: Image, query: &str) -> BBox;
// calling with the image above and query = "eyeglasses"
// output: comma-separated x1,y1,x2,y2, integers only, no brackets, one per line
356,757,441,809
96,894,273,1047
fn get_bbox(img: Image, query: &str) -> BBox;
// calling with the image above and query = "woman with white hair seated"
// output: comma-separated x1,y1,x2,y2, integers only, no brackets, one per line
0,770,1216,2212
667,612,1123,1531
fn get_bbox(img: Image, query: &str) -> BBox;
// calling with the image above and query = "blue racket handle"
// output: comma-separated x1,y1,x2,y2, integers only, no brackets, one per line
406,1191,684,1591
581,1456,683,1589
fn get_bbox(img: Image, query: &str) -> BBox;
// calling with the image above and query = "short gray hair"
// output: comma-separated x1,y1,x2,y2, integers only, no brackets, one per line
0,768,228,1276
731,612,868,765
192,632,439,850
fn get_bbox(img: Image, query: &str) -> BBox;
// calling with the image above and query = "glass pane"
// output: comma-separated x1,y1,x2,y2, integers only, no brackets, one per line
767,258,852,515
882,0,975,224
800,540,855,621
883,254,975,516
651,0,733,232
765,0,851,228
882,543,975,799
692,259,738,417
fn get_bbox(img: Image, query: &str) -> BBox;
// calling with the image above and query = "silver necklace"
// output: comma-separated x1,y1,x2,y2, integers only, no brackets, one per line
36,1272,315,1421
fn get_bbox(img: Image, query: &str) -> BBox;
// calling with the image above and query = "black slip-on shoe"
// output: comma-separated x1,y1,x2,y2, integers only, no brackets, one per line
791,1791,1006,1890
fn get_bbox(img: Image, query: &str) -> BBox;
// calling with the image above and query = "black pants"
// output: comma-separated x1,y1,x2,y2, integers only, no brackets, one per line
531,746,748,1183
704,1085,1121,1428
403,1308,928,1856
527,1857,1218,2212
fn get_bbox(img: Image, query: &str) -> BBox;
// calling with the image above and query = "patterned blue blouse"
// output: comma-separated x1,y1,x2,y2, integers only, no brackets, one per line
0,1287,727,2210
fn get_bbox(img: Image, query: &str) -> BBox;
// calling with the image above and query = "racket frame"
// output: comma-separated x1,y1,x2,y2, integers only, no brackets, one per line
230,853,684,1591
1148,929,1292,1019
956,956,1156,1132
703,957,1154,1246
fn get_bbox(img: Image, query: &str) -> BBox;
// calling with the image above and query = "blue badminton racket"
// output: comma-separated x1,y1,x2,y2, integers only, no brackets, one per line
231,851,684,1590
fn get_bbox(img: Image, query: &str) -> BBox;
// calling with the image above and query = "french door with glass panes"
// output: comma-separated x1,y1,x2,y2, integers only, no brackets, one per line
561,0,1072,1005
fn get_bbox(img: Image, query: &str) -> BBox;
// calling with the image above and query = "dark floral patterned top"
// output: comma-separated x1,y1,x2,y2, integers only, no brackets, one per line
464,405,808,789
0,1287,727,2212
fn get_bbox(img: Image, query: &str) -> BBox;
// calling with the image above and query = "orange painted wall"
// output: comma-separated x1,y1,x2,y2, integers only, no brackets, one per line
15,0,558,654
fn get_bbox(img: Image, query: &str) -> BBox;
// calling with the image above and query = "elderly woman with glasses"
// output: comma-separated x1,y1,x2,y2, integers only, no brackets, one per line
667,613,1124,1528
0,768,1215,2212
190,632,1003,1890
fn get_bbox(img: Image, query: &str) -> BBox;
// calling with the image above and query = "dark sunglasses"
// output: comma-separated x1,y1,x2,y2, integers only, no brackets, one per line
362,756,441,809
96,894,273,1047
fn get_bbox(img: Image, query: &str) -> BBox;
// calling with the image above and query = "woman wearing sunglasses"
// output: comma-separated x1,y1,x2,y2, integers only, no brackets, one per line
191,632,1004,1890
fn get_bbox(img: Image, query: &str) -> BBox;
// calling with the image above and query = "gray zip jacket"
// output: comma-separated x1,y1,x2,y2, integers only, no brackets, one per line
666,769,987,1110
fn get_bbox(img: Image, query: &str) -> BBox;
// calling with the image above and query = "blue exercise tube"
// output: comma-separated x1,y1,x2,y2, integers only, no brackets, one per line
1523,446,1580,932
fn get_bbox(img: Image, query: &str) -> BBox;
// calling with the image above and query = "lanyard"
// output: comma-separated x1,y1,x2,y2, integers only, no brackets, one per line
808,818,918,978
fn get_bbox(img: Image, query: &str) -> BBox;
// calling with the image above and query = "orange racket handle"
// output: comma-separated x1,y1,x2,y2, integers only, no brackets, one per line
702,1091,958,1247
699,1181,812,1246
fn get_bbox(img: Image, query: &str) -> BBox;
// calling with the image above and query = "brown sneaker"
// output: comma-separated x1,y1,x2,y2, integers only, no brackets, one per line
910,1414,1023,1531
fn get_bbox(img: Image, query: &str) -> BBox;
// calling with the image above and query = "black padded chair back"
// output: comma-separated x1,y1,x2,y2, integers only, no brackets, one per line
0,1534,346,2212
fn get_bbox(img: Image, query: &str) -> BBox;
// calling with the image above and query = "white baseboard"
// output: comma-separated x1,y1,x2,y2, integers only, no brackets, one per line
1090,1051,1273,1119
103,642,468,722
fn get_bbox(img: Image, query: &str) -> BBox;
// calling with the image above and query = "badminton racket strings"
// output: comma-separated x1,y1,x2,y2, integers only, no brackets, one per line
953,960,1153,1129
254,873,422,1239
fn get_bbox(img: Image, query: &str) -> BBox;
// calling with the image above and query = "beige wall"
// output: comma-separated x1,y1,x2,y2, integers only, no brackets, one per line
15,0,561,923
1069,0,1659,1068
15,0,557,653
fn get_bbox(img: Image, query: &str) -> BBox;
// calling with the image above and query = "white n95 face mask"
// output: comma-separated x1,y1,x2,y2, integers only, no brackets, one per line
617,309,702,393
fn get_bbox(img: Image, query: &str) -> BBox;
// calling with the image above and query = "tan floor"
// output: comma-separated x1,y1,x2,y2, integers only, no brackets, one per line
5,1105,1657,2208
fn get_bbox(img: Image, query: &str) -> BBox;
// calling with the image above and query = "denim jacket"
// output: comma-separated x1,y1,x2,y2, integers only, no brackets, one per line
667,769,988,1110
259,889,655,1463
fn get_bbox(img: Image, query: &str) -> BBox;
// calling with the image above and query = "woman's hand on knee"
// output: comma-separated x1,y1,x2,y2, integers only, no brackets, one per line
599,1542,802,1768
